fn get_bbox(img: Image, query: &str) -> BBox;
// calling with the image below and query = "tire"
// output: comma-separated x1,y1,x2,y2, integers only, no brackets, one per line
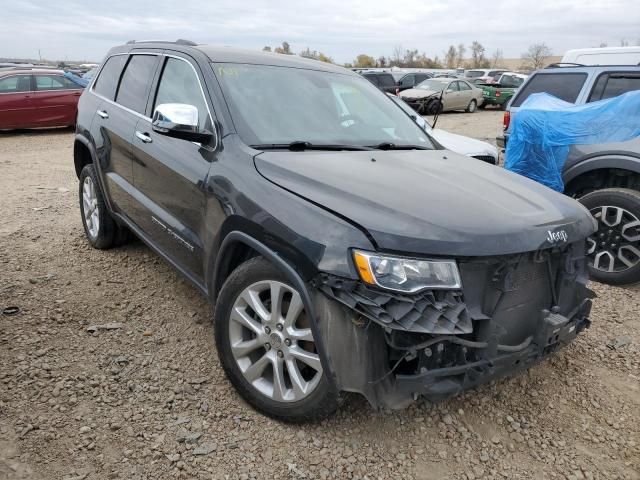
214,257,338,422
466,99,478,113
579,188,640,285
426,99,443,115
79,164,121,249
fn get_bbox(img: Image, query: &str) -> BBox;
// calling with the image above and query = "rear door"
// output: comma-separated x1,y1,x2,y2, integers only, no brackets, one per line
0,74,33,129
457,80,474,108
31,73,83,127
90,53,160,217
129,54,218,281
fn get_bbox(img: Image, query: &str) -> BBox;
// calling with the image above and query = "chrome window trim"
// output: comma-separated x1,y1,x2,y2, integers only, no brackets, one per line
89,51,218,148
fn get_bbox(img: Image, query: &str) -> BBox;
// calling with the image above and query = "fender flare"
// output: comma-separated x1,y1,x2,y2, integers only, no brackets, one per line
212,231,338,385
563,154,640,185
74,134,116,214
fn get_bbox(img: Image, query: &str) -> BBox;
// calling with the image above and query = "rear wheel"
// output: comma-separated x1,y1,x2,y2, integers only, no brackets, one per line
580,188,640,285
466,99,478,113
214,257,338,421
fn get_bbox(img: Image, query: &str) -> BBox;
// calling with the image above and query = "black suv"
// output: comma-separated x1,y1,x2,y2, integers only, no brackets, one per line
500,65,640,284
74,40,596,421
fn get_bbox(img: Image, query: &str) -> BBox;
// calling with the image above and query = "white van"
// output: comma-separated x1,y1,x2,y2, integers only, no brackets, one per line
562,47,640,66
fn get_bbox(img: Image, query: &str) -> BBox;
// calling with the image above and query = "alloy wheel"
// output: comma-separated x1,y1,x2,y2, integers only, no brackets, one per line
586,205,640,273
82,176,100,239
228,280,323,402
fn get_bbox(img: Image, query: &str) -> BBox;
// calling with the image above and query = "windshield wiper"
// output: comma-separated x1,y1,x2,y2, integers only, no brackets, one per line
369,142,429,150
251,141,373,151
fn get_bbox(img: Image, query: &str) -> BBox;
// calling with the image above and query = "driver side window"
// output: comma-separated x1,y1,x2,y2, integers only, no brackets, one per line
154,57,211,130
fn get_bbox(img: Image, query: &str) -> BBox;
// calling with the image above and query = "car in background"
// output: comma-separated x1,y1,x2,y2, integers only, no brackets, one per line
0,68,84,130
499,65,640,284
433,73,460,79
562,46,640,65
361,72,398,93
387,93,498,164
395,72,432,93
477,72,528,110
399,78,484,114
465,68,508,84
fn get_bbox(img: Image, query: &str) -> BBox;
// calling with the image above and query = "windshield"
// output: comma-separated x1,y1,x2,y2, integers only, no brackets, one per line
501,75,525,87
213,63,434,148
466,70,485,78
416,79,447,91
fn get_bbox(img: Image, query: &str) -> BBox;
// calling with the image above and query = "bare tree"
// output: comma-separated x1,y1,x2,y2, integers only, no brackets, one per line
521,43,553,71
262,46,272,52
491,48,504,68
469,41,488,68
274,41,292,55
444,45,457,68
377,56,387,68
391,45,403,66
456,43,466,67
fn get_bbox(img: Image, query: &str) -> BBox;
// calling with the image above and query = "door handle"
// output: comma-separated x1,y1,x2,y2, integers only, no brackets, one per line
97,110,109,119
135,131,153,144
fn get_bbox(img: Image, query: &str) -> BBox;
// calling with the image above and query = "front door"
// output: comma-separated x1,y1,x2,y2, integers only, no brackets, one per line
130,55,218,282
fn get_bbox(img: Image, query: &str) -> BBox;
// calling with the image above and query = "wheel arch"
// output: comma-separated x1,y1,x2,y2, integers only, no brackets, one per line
564,156,640,197
210,229,337,384
73,134,96,179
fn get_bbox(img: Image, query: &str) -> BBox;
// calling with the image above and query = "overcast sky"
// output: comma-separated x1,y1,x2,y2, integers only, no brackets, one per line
2,0,638,64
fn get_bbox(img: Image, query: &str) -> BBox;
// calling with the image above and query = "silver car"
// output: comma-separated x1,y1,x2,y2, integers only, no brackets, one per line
399,78,484,114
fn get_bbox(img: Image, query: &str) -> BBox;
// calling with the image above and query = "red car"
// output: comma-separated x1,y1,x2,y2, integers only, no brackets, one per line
0,69,84,130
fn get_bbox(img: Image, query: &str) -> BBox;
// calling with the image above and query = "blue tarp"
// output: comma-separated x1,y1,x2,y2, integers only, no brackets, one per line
64,70,89,87
505,90,640,192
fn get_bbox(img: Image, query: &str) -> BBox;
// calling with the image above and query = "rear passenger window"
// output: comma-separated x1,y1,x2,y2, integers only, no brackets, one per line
458,81,471,91
363,75,379,86
511,73,587,107
116,55,158,114
0,75,30,93
35,75,78,90
377,74,395,88
588,74,640,102
93,55,127,100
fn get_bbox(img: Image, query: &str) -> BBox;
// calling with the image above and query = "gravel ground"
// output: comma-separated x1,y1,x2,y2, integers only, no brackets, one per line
0,113,638,480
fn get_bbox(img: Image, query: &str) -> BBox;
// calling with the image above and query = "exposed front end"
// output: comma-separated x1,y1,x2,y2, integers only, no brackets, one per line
314,241,594,408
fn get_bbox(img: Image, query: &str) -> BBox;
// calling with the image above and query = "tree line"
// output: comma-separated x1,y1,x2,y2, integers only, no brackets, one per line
262,41,555,72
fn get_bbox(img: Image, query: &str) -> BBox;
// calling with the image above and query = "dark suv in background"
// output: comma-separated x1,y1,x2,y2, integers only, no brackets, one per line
74,40,596,421
499,65,640,285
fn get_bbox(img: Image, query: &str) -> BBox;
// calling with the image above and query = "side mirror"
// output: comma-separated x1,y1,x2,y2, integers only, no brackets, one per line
152,103,213,143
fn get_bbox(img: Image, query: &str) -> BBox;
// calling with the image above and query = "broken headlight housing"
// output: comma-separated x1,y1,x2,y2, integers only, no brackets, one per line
352,250,462,292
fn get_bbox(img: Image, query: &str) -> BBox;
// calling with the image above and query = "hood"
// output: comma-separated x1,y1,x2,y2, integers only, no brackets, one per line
254,150,596,256
430,129,498,159
400,88,440,99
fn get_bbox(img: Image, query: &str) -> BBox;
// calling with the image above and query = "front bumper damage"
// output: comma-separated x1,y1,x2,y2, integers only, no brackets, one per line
312,242,594,409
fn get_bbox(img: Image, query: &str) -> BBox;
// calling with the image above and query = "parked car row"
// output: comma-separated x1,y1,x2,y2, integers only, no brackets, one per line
0,68,84,129
499,64,640,284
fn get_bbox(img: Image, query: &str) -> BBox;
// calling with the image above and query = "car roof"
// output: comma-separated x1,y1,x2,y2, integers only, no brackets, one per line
536,65,640,73
0,68,64,77
107,41,356,77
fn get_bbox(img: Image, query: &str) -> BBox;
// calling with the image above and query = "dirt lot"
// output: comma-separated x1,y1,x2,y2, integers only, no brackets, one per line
1,111,638,480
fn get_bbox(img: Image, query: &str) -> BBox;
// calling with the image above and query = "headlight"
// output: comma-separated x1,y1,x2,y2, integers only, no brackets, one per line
352,250,462,292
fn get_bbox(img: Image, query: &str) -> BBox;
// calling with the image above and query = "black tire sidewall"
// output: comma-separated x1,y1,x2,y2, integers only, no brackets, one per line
214,257,338,422
579,188,640,285
79,164,116,249
467,99,477,113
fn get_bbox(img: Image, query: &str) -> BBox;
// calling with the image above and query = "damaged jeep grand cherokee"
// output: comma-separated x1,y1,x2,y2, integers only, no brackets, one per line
74,40,597,421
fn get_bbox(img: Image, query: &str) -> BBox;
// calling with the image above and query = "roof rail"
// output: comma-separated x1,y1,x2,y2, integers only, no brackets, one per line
125,39,198,46
545,62,586,68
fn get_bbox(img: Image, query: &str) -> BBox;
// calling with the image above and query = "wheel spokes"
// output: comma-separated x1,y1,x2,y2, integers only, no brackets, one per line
288,345,322,372
230,306,263,336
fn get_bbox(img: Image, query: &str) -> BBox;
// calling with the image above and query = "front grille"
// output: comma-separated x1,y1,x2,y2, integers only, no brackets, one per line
471,154,497,164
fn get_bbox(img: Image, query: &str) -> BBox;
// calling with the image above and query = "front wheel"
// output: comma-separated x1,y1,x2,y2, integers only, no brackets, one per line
214,257,338,421
466,99,478,113
580,188,640,285
79,164,120,249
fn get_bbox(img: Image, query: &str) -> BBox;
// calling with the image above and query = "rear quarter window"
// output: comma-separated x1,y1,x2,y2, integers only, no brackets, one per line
511,72,587,107
377,74,395,88
588,73,640,102
93,55,127,100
